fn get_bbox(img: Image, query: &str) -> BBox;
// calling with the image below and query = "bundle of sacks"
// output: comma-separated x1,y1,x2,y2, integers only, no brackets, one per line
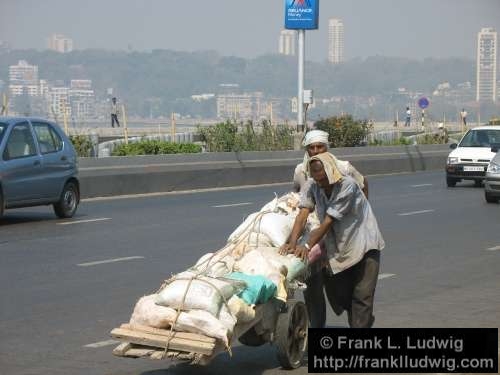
128,192,319,352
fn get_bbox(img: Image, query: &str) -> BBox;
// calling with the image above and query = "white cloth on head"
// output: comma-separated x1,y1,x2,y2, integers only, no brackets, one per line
294,156,365,193
302,130,329,147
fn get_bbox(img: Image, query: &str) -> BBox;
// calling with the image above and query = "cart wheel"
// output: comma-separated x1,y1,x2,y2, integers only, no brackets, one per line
275,300,308,369
238,327,267,347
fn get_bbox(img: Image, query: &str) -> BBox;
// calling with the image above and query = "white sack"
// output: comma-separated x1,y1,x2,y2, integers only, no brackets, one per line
228,212,294,247
155,272,245,317
227,295,256,323
129,294,235,347
193,252,235,278
129,294,176,328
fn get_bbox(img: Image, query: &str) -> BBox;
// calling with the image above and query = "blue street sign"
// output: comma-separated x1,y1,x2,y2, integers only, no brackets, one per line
418,97,430,109
284,0,319,30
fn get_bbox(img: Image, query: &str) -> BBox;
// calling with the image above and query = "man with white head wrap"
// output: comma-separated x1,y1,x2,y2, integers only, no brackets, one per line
289,130,369,328
293,130,368,198
282,153,384,328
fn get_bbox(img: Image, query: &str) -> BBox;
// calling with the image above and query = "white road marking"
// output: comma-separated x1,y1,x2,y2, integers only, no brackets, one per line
410,183,433,187
378,273,396,280
398,209,434,216
212,202,252,208
57,217,111,225
486,245,500,251
84,340,119,348
77,256,144,267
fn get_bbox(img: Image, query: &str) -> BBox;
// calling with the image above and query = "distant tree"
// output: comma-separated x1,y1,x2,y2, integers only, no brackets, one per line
314,115,370,147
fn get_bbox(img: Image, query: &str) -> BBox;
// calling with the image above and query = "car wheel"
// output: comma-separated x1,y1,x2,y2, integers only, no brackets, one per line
446,177,457,187
53,181,79,218
485,192,499,204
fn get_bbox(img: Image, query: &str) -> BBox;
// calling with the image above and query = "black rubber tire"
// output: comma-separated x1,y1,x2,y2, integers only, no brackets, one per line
275,300,308,369
53,181,79,218
238,327,267,347
485,192,499,204
446,177,457,187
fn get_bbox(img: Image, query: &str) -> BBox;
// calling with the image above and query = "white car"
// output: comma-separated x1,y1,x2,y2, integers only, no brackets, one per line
446,126,500,187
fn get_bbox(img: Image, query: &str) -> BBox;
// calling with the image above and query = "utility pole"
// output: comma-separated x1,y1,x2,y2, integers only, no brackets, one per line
297,29,305,132
1,93,8,116
171,112,176,142
284,0,319,133
121,104,128,144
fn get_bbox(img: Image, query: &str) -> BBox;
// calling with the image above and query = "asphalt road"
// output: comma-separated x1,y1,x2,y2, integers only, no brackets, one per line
0,171,499,375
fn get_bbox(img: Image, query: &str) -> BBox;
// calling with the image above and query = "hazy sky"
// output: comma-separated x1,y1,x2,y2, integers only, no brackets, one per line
1,0,499,61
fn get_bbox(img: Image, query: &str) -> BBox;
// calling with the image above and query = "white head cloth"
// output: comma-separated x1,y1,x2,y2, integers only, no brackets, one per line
301,130,331,175
302,130,329,147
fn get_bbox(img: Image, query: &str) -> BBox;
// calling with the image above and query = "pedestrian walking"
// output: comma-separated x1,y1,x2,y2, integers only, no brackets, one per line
281,152,385,328
405,107,411,127
111,97,120,128
460,108,468,127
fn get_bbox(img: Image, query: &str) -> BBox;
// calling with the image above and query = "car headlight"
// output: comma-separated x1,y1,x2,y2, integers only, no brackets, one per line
487,161,500,174
447,157,459,165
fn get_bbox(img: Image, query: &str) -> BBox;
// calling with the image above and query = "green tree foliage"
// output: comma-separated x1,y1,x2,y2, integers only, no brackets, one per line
69,135,93,157
111,140,201,156
314,115,370,147
197,120,293,152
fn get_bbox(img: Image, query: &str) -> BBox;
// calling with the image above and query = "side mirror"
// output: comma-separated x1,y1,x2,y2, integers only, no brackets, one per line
449,143,457,149
491,143,500,153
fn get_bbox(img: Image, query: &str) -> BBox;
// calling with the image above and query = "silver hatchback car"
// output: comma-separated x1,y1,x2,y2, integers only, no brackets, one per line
0,117,80,218
484,143,500,204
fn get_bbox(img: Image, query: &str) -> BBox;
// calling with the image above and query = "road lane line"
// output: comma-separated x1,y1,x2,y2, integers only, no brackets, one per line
398,209,434,216
57,217,111,225
378,273,396,280
77,256,144,267
410,184,433,187
486,245,500,251
84,340,119,348
212,202,252,208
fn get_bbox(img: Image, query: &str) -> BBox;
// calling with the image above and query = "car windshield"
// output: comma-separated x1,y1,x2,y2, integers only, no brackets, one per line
0,122,6,144
459,129,500,147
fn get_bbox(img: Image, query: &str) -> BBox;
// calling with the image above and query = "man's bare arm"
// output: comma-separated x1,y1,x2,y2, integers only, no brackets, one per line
294,214,333,260
279,207,311,254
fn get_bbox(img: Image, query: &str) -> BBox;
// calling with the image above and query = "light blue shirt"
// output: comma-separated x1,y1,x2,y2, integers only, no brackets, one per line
299,176,385,274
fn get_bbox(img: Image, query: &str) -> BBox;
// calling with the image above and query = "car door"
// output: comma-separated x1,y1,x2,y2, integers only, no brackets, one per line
1,121,46,203
31,121,72,200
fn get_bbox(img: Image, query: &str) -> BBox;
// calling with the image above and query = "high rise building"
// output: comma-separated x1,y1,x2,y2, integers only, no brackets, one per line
49,86,71,116
47,34,73,53
328,18,344,64
69,80,95,119
476,28,497,102
8,60,39,97
279,30,296,56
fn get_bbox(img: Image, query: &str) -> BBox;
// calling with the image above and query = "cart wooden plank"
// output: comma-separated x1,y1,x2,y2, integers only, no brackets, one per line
120,323,215,344
111,327,214,356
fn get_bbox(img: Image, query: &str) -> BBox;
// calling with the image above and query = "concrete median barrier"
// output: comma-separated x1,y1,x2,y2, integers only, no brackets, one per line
78,144,450,198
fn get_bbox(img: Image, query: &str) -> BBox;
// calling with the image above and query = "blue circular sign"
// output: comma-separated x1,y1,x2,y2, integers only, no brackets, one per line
418,97,430,109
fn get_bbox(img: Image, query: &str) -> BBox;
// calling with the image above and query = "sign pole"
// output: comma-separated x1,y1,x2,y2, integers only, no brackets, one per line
297,29,305,132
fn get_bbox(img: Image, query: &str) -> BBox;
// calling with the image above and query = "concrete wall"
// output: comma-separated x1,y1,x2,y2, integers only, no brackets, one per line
78,144,450,198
